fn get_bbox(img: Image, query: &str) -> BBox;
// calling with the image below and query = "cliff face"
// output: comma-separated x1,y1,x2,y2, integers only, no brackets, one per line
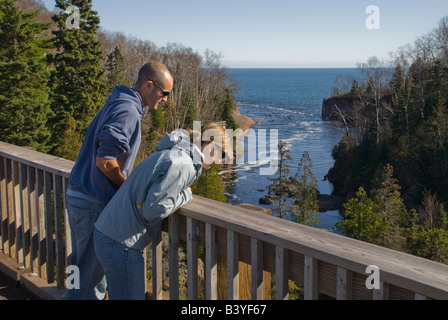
321,96,363,121
322,95,394,123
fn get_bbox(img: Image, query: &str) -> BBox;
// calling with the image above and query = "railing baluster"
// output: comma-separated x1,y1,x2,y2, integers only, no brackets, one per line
53,174,65,289
12,161,23,264
227,230,239,300
186,217,198,300
415,293,427,300
0,156,6,255
152,229,163,300
36,168,46,279
373,281,389,300
304,255,318,300
5,158,15,259
44,171,54,283
62,177,71,267
336,267,352,300
251,238,264,300
168,214,179,300
19,163,30,269
205,223,217,300
27,165,38,274
275,246,289,300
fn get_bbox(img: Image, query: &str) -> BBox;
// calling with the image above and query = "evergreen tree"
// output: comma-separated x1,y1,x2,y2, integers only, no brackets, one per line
191,164,227,203
105,46,129,92
336,187,387,243
48,0,107,159
268,141,292,219
0,0,52,152
370,164,408,250
290,151,320,226
221,89,238,130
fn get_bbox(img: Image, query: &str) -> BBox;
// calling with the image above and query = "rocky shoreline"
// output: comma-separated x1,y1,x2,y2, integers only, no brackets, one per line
233,104,346,216
232,104,260,132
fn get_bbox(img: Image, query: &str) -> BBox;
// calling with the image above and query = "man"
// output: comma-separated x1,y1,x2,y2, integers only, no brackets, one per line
65,61,173,300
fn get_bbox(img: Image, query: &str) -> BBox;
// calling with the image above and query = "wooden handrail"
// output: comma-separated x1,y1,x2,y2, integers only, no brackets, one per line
1,141,448,300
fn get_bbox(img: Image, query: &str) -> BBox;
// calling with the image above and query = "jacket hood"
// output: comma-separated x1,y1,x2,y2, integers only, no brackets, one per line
157,131,204,176
106,85,144,115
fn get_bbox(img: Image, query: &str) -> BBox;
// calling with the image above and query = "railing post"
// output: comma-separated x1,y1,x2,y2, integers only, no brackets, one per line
251,238,264,300
205,223,217,300
275,246,289,300
373,281,389,300
227,230,239,300
44,171,54,283
27,165,38,274
19,163,30,269
168,214,179,300
336,267,353,300
12,161,23,264
304,255,319,300
62,177,71,267
0,156,7,255
152,229,163,300
187,217,198,300
5,159,15,259
36,168,46,279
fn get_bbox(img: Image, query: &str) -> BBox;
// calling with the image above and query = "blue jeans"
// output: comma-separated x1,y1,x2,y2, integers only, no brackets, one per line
65,195,107,300
94,228,146,300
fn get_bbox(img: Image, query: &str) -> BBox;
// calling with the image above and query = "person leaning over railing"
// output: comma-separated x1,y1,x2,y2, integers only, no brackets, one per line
93,123,226,300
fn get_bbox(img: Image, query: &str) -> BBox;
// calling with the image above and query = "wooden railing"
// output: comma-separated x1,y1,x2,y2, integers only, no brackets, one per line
1,141,448,300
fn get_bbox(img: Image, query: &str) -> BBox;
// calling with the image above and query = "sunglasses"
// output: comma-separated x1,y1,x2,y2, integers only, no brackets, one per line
147,78,170,97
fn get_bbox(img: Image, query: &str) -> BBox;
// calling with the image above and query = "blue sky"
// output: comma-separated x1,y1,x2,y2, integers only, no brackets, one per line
40,0,448,68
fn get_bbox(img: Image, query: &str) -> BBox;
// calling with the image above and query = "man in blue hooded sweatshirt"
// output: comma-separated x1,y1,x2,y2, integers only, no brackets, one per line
65,61,173,300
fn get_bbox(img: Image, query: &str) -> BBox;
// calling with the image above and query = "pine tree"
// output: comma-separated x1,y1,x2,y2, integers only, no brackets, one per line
105,46,129,92
191,164,227,203
221,89,238,130
268,141,292,219
370,164,408,250
48,0,107,159
290,151,320,226
0,0,52,152
336,187,387,243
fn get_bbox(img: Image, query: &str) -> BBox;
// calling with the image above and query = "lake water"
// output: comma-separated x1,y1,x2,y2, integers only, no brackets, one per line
222,68,360,232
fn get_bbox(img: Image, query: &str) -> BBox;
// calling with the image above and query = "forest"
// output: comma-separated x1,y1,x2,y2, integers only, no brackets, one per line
327,16,448,264
0,0,238,163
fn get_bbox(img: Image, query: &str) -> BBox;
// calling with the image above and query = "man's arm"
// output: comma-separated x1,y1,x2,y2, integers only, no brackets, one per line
96,157,126,187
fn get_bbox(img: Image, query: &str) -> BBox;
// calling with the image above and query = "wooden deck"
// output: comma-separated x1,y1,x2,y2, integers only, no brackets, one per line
0,141,447,300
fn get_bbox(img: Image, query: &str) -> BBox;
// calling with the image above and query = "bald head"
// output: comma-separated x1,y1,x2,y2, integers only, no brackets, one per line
135,61,172,90
134,61,174,110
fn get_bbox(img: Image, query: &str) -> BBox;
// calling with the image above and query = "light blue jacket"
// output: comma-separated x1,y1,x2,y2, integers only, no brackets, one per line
94,131,204,250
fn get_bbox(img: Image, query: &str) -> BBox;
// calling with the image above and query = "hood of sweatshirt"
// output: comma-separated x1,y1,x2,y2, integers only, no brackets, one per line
156,130,204,179
106,85,144,116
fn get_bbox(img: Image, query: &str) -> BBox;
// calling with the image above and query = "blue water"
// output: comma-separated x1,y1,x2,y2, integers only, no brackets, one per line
223,68,360,232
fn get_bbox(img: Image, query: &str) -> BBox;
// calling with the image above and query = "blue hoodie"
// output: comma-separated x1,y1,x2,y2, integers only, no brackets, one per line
94,131,204,250
67,85,144,203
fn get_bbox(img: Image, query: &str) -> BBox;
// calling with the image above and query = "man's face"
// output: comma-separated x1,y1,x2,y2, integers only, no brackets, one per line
143,74,173,110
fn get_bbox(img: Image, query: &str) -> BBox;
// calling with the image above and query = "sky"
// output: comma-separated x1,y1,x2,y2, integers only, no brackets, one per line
40,0,448,68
